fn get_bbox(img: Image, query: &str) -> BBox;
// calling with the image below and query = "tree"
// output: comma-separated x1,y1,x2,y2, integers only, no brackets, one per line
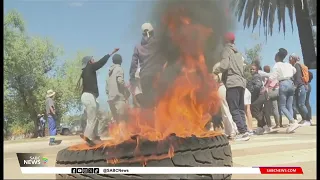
4,10,82,137
244,43,263,64
242,42,263,80
230,0,317,69
4,10,62,136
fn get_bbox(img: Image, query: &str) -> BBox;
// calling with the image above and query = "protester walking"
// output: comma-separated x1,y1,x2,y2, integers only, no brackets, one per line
77,48,119,146
303,72,313,126
213,32,249,141
247,65,276,135
262,65,281,128
107,54,130,123
212,62,238,139
46,89,59,146
289,54,311,126
269,48,300,133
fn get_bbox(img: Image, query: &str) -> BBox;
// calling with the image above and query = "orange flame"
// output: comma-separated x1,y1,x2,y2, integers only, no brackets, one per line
69,9,222,162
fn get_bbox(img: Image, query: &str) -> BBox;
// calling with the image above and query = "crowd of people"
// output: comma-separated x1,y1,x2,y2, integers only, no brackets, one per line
38,22,314,146
212,33,314,141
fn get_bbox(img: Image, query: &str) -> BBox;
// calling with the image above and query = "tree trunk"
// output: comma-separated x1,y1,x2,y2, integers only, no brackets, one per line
294,0,317,69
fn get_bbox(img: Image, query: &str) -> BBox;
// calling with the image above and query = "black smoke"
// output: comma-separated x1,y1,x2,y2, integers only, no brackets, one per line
143,0,234,96
149,0,235,71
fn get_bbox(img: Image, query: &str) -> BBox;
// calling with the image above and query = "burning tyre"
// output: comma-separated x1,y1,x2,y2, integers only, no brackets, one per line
56,1,235,179
56,134,232,179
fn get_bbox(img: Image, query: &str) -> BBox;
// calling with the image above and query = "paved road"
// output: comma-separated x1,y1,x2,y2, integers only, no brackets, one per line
4,120,316,179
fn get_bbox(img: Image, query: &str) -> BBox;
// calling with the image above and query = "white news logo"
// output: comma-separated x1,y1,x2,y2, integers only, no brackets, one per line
24,156,41,165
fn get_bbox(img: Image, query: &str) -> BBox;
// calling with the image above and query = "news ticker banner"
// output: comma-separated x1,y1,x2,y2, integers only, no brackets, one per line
20,167,304,175
17,153,303,175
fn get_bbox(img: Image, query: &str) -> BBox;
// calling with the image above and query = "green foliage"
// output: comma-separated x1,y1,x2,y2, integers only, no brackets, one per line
4,10,84,137
243,41,262,81
244,43,262,64
243,64,253,81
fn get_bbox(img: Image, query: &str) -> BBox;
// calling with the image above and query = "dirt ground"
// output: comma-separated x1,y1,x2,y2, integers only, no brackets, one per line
4,118,317,179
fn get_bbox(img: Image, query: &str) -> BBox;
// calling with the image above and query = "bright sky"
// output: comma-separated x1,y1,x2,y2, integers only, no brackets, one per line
4,0,317,116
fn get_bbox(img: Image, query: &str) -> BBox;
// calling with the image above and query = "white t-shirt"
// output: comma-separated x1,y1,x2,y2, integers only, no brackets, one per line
270,62,296,81
244,88,251,105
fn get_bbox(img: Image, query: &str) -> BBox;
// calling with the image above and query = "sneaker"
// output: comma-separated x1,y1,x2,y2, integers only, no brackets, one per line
263,125,278,134
298,120,305,124
246,130,254,136
255,127,265,135
227,135,235,140
273,125,280,129
49,142,59,146
301,120,312,126
234,133,250,141
286,120,301,133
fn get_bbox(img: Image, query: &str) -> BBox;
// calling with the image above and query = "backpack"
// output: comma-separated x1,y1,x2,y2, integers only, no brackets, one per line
298,63,309,84
308,71,313,83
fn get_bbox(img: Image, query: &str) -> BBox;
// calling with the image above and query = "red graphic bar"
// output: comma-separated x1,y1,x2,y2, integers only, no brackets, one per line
259,167,303,174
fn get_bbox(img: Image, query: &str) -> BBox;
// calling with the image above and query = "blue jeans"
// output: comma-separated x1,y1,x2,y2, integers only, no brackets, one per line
48,115,57,137
279,80,295,122
294,85,309,120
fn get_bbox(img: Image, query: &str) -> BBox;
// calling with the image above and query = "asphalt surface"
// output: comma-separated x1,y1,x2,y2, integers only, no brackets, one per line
4,118,317,179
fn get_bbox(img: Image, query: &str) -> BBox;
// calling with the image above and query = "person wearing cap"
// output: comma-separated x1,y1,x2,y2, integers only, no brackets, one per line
213,32,249,141
129,22,166,109
107,54,130,125
37,114,46,138
77,48,119,146
289,54,310,126
45,89,59,146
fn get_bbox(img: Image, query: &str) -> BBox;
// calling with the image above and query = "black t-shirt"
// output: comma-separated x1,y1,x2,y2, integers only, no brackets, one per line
82,54,110,98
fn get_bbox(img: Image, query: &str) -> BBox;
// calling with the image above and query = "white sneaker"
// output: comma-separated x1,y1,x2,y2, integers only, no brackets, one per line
246,130,254,136
286,120,301,133
302,121,312,126
234,133,250,141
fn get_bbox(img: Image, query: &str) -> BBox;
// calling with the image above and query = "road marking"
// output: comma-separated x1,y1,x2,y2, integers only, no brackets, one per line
231,139,316,150
233,148,316,166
